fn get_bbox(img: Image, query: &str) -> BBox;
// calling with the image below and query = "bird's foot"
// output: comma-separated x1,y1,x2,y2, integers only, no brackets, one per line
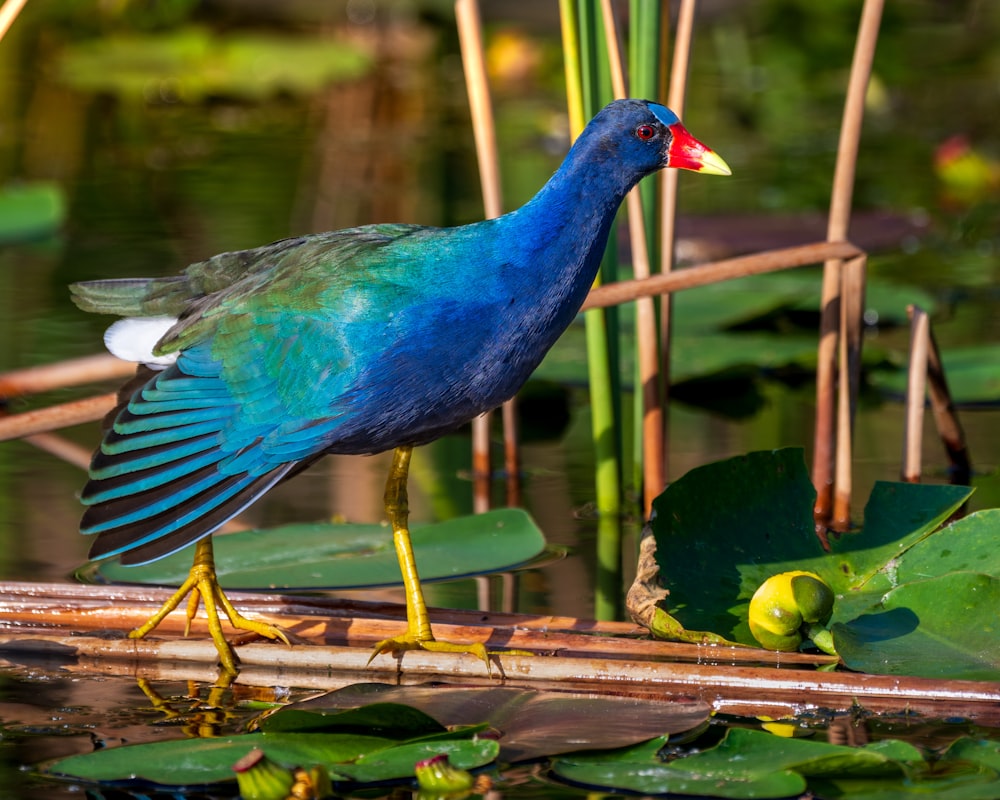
128,540,290,674
368,634,493,675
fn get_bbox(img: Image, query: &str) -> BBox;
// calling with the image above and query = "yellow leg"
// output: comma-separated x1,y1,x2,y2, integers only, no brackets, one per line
129,537,290,673
369,445,490,671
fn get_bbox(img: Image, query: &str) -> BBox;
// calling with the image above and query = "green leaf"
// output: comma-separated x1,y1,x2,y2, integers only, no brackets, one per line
79,508,546,590
639,448,997,678
826,480,975,595
810,762,1000,800
552,727,922,799
58,28,372,101
894,508,1000,582
0,182,65,244
45,726,497,789
834,572,1000,680
44,731,395,786
333,737,498,783
943,738,1000,772
648,448,826,641
555,759,806,798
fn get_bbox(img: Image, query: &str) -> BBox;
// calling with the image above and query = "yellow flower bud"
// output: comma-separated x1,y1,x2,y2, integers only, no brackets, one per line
748,571,835,654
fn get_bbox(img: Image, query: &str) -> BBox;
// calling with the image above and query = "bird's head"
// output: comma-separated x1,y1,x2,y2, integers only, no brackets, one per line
596,99,731,178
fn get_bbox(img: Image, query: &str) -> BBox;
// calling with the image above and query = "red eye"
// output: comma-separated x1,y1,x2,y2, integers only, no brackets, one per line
635,124,656,141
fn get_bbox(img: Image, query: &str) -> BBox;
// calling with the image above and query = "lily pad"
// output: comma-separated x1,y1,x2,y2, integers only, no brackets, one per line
58,27,372,102
552,727,924,799
834,572,1000,680
45,729,497,789
46,731,398,787
265,682,711,763
633,448,1000,679
0,182,65,243
78,508,548,590
44,701,495,788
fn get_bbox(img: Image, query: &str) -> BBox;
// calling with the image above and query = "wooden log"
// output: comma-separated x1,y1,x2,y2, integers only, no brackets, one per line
1,581,999,724
3,629,998,724
0,580,827,666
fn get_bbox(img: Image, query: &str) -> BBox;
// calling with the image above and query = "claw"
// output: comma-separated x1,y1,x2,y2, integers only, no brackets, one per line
368,634,492,675
129,537,289,673
367,446,496,675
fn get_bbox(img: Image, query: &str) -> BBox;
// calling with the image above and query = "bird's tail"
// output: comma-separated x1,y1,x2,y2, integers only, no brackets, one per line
70,235,311,318
69,276,189,318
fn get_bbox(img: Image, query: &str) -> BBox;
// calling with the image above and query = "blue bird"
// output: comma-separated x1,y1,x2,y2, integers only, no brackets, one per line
71,99,730,672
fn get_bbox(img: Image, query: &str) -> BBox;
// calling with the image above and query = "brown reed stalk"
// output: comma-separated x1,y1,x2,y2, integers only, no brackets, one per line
813,0,884,530
0,353,135,398
0,392,116,441
921,310,971,486
902,305,931,483
659,0,698,487
0,0,27,43
832,253,866,528
583,241,863,310
455,0,522,509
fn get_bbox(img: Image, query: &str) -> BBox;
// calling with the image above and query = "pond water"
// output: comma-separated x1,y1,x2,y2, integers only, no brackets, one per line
1,1,999,797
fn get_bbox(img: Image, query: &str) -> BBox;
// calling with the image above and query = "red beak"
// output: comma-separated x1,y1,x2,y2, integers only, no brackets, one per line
667,122,731,175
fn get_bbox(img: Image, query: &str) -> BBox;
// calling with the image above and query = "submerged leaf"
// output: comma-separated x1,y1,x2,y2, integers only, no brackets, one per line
258,702,447,739
272,683,710,763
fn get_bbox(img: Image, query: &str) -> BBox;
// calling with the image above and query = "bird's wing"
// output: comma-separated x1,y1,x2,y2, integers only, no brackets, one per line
80,225,431,565
80,345,309,564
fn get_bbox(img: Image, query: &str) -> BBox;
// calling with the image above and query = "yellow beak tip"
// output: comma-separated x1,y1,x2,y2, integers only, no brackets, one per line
698,149,732,177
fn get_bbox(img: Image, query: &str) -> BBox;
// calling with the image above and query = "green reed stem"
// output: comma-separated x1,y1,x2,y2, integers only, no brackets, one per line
562,0,623,619
628,0,663,505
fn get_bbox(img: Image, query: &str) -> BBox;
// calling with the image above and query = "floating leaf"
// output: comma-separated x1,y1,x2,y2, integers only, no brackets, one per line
537,272,927,392
834,572,1000,680
632,448,1000,678
266,683,710,764
810,736,1000,800
78,508,547,590
0,182,65,243
45,732,396,787
45,705,497,790
552,727,924,799
331,737,497,784
58,28,372,101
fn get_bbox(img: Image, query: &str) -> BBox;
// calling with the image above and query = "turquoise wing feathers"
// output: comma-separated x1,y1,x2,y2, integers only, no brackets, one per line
73,224,434,564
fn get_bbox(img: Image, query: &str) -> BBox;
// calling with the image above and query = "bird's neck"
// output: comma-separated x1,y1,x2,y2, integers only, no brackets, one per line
500,130,643,304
